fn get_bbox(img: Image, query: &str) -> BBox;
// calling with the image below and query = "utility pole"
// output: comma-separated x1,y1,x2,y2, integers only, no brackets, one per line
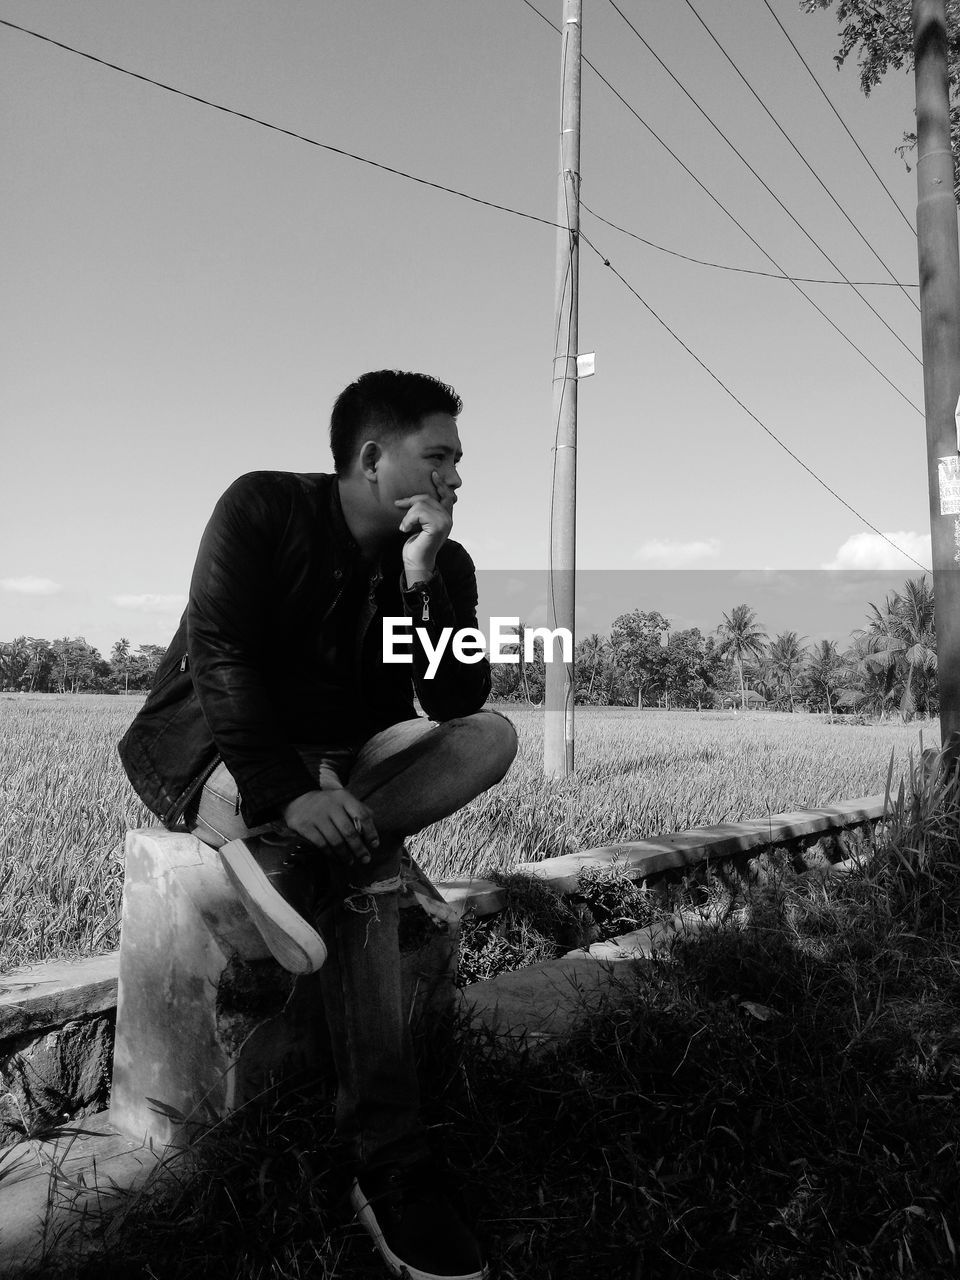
913,0,960,751
545,0,582,777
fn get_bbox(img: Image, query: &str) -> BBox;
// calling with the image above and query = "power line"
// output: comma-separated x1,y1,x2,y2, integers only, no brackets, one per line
683,0,919,313
0,16,564,235
528,0,924,574
518,0,923,416
580,200,919,287
605,0,922,365
579,229,929,573
4,14,925,574
758,0,918,238
4,12,921,312
6,13,923,418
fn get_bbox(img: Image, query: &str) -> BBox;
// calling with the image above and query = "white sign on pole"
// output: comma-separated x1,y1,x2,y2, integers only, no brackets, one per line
938,455,960,514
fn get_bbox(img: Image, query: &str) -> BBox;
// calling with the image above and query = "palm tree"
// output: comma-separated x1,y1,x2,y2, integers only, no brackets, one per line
578,633,605,702
716,604,768,711
864,576,937,720
805,639,842,716
0,638,28,689
604,636,627,706
111,637,132,694
769,631,808,713
746,652,777,704
838,632,900,719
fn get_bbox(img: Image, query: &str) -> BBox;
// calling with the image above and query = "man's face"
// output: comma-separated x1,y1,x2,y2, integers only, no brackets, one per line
373,411,463,517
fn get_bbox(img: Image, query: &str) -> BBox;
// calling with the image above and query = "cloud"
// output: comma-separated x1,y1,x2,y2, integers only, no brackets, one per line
632,538,720,568
1,576,62,595
821,531,932,571
112,593,187,614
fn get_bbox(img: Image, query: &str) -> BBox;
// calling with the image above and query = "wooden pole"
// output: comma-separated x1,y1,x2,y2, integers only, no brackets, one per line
913,0,960,751
544,0,582,777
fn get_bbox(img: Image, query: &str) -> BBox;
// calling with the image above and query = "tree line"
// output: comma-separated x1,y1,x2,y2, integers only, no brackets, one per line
490,575,938,720
0,636,166,695
0,575,938,719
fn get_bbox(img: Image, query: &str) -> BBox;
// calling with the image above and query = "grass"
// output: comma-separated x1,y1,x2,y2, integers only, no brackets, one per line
0,694,937,969
17,749,960,1279
415,705,939,879
0,695,152,970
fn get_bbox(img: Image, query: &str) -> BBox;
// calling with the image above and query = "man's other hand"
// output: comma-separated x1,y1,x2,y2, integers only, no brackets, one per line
396,470,454,583
281,789,380,866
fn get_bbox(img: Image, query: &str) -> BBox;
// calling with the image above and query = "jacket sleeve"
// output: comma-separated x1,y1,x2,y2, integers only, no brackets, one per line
399,544,491,719
186,473,318,825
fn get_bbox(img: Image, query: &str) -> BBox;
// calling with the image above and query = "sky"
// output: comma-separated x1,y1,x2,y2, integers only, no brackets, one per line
1,0,943,659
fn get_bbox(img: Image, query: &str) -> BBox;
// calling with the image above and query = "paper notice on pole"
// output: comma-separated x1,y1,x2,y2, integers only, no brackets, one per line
576,352,596,378
938,455,960,514
955,394,960,450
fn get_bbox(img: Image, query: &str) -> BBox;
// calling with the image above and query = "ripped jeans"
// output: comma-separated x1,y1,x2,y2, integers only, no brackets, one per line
185,709,518,1173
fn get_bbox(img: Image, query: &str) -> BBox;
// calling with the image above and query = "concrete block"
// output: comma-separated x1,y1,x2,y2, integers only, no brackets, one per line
112,830,457,1149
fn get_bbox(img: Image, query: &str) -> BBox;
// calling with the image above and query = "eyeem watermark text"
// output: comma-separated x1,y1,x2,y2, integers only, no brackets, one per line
383,616,573,679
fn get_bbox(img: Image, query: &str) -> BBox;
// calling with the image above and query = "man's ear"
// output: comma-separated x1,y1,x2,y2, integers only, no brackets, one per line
358,439,381,481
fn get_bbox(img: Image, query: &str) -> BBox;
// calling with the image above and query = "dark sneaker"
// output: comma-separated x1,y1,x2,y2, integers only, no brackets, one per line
218,835,328,974
351,1159,488,1280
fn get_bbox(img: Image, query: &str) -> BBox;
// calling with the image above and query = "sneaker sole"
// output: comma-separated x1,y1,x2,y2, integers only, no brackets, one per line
350,1180,488,1280
219,838,327,975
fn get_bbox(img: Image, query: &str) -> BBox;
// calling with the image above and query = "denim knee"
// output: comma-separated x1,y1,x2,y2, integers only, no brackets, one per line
472,708,519,778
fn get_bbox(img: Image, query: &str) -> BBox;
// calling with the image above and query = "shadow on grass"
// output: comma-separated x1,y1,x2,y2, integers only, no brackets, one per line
426,872,960,1280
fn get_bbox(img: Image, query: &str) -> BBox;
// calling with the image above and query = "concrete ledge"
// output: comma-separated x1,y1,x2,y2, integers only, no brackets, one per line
435,877,506,916
506,794,888,893
563,904,725,965
462,914,726,1050
460,953,649,1051
437,794,888,911
0,955,119,1040
0,958,120,1148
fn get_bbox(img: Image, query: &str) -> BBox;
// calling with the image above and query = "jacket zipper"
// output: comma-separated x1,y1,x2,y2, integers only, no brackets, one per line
353,567,383,694
319,562,350,630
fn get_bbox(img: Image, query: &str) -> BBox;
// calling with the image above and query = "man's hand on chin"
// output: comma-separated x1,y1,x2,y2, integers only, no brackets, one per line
396,469,456,588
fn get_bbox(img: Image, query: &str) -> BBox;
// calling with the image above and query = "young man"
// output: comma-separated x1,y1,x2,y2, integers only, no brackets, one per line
118,370,518,1280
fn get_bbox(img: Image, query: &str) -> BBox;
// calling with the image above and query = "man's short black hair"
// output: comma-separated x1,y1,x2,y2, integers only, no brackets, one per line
330,370,463,473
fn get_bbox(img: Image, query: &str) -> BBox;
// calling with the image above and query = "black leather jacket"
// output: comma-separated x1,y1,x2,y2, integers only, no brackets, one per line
118,471,490,827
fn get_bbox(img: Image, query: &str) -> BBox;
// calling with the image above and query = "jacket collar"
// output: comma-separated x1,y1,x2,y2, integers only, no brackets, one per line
326,473,363,563
324,472,405,582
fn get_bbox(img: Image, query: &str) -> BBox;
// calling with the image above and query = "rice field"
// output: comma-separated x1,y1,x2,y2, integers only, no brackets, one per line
0,693,937,971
